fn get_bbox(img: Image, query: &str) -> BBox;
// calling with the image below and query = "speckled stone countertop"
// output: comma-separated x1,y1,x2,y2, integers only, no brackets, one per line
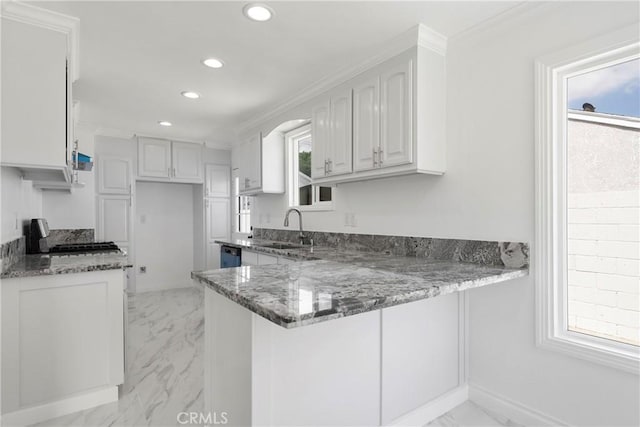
1,251,132,279
192,239,528,328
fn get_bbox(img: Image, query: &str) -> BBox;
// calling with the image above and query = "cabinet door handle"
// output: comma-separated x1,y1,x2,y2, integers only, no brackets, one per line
168,167,171,177
378,148,383,166
328,159,333,173
373,148,378,167
324,159,328,175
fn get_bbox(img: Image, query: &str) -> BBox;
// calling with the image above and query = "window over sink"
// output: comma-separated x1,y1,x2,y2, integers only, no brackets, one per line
286,124,333,210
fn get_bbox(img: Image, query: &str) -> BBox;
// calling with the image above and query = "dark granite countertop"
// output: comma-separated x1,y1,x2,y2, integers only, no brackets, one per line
1,251,132,279
192,239,528,328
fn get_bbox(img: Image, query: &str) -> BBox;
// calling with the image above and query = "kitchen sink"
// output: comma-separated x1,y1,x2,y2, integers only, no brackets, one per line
260,242,304,250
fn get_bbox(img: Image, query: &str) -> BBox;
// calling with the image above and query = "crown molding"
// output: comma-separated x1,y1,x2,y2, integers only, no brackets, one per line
449,1,558,44
1,1,80,82
236,23,447,135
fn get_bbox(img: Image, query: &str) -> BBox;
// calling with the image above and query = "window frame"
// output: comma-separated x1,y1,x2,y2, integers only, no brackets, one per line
285,124,334,212
232,175,251,237
534,27,639,374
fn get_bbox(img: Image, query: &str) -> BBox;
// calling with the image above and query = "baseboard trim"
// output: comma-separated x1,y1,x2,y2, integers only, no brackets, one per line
468,383,569,427
386,384,469,426
0,386,118,426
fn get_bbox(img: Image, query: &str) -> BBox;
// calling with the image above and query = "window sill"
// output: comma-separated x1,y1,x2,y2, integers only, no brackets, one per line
537,329,639,374
288,204,334,212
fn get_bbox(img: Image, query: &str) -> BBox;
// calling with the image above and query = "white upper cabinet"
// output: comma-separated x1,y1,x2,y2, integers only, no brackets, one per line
138,138,171,178
379,58,413,168
138,138,203,183
1,8,77,182
98,156,132,194
311,102,330,179
205,164,231,198
172,142,203,182
311,87,353,178
233,132,284,195
328,89,353,176
312,44,446,185
353,76,380,172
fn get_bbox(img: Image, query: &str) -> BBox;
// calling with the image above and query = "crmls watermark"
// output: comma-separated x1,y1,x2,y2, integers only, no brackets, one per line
177,411,228,425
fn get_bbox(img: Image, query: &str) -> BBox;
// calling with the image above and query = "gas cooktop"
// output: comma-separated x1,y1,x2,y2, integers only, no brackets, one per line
48,241,121,255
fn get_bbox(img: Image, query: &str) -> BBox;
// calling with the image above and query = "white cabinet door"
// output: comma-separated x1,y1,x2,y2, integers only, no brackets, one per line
257,253,278,265
172,141,202,183
311,101,330,179
205,199,229,270
353,77,380,172
138,137,171,178
206,199,230,242
381,294,459,424
242,250,258,266
245,134,262,190
98,156,131,194
1,19,68,169
97,195,131,245
380,58,413,168
327,89,353,176
206,165,231,198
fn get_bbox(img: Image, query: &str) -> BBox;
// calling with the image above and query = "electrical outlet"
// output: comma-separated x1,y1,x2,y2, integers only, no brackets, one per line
139,266,147,274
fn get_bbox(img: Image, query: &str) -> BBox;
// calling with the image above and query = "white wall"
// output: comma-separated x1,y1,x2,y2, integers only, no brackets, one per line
0,167,42,244
249,2,640,425
41,126,96,230
135,181,194,293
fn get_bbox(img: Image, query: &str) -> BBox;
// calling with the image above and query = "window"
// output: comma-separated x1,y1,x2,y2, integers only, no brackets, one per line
234,176,251,234
286,124,333,210
535,30,639,373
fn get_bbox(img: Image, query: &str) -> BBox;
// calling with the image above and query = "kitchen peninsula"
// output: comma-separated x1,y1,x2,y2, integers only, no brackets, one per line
192,231,528,426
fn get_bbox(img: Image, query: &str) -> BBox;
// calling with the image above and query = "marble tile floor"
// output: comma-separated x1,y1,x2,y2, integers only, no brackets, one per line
32,286,521,427
427,401,523,427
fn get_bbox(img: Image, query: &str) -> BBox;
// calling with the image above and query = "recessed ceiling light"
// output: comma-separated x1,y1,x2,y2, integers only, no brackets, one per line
243,3,274,22
202,58,224,69
181,91,201,99
158,121,172,127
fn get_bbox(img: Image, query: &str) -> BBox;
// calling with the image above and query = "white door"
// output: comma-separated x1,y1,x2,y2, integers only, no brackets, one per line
205,198,230,270
327,89,353,176
311,100,330,179
138,137,171,178
353,76,380,172
172,142,203,183
380,58,413,168
98,156,131,194
205,165,231,198
97,195,131,245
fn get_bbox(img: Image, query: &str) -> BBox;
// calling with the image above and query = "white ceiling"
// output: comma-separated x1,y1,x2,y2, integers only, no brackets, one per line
30,1,521,145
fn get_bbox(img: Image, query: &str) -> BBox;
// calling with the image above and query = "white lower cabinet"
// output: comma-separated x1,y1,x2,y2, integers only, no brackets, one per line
241,250,259,266
241,250,298,266
205,288,463,426
381,293,460,424
1,270,125,425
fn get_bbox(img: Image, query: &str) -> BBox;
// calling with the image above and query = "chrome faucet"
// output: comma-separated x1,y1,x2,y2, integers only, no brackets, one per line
284,208,306,244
